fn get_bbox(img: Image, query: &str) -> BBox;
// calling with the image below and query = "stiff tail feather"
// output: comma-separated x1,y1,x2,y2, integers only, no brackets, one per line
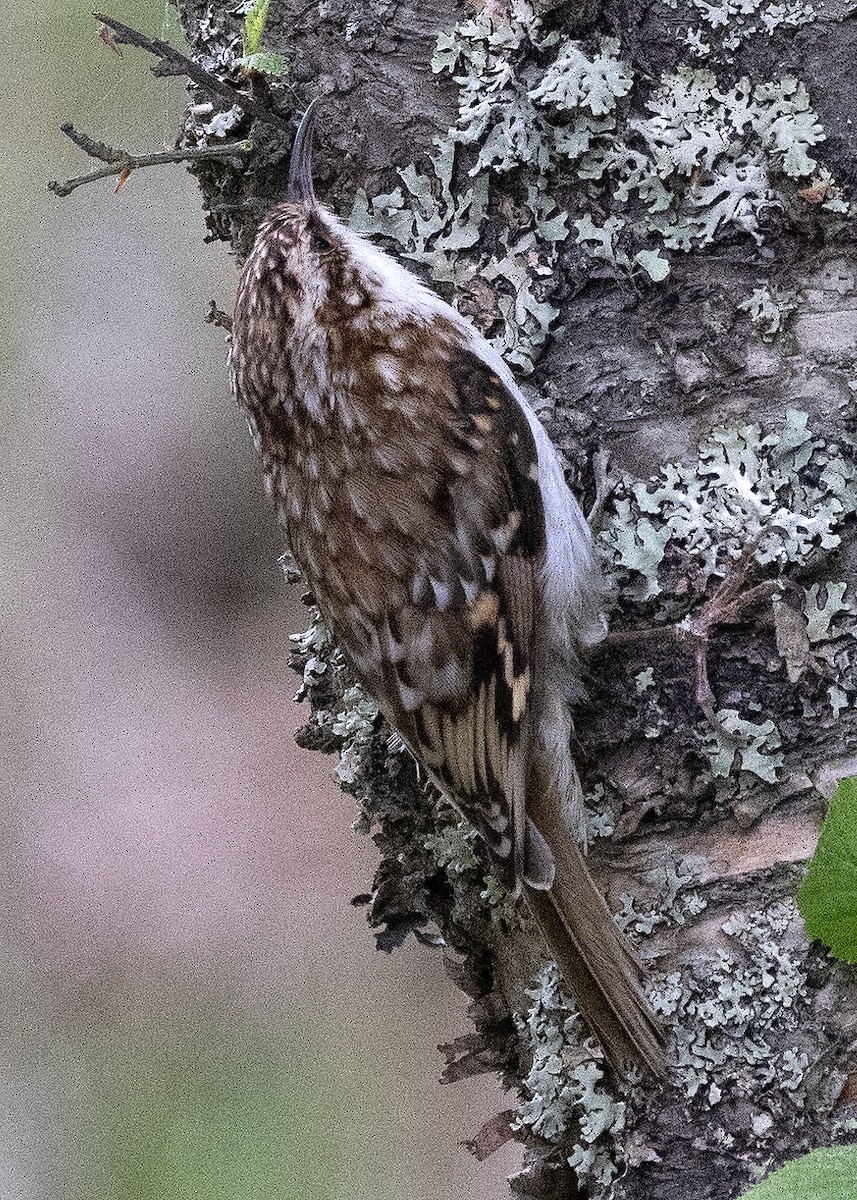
523,796,667,1076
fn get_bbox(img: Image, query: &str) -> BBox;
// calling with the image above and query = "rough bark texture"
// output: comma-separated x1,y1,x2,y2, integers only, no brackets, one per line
173,0,856,1196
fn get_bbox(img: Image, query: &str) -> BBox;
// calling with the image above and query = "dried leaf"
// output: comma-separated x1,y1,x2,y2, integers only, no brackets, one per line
98,21,123,58
462,1110,517,1161
772,596,810,682
798,176,833,203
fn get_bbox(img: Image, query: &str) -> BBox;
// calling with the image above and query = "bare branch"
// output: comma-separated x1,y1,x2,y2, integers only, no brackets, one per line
92,12,294,133
59,122,125,163
48,122,251,197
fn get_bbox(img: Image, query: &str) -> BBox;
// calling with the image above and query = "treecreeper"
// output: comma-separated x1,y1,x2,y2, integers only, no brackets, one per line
229,104,667,1076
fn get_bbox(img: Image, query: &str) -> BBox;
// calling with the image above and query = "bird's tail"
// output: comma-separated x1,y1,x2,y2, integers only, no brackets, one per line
523,794,667,1076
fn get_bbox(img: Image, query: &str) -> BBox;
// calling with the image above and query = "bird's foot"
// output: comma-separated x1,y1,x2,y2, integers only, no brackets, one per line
587,447,616,532
598,543,782,725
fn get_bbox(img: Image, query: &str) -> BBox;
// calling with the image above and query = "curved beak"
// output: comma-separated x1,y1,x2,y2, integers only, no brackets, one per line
287,100,318,205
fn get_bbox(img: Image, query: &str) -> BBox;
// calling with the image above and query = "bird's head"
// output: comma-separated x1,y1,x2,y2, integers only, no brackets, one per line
240,102,440,338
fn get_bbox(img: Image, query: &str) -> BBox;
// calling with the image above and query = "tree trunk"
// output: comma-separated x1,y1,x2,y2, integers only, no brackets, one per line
174,0,857,1195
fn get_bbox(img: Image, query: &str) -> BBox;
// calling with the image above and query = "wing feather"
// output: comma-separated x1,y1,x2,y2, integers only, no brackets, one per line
324,338,547,888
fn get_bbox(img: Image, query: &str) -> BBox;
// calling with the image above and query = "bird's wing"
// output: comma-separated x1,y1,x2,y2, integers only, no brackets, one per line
322,337,549,889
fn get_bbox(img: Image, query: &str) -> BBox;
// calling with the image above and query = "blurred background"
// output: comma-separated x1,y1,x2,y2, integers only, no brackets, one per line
1,2,519,1196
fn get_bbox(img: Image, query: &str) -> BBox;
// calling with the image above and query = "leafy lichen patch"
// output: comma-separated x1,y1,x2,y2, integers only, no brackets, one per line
706,710,785,783
654,900,810,1104
598,411,856,599
739,285,800,341
514,965,629,1192
351,4,848,371
676,0,816,61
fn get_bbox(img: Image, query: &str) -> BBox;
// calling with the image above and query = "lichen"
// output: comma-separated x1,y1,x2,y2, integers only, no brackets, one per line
739,285,799,340
705,710,784,783
595,409,855,799
514,965,628,1192
422,811,482,877
679,0,815,61
287,596,381,786
257,10,857,1181
617,856,709,934
351,5,848,370
351,136,563,370
331,687,380,784
289,605,334,690
633,667,670,738
653,901,811,1105
598,410,857,599
804,582,854,643
529,36,633,122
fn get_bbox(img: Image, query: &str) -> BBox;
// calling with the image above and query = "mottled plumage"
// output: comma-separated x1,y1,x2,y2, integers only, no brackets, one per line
230,107,666,1073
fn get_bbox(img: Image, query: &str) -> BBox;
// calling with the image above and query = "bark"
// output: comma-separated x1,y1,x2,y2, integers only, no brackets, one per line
170,0,857,1195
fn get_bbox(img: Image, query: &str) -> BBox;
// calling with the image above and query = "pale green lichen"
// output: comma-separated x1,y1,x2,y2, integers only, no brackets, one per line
577,783,618,851
351,3,847,371
599,411,856,775
599,411,857,600
739,284,799,339
289,605,381,786
653,901,810,1104
289,608,334,689
423,813,481,876
529,36,633,120
431,3,558,176
634,248,672,280
617,857,709,934
200,104,244,138
618,73,836,250
794,582,857,715
424,807,518,917
514,965,628,1191
350,142,489,275
331,687,380,784
773,582,856,714
632,667,670,738
603,500,673,600
573,214,626,263
352,143,560,370
635,667,656,693
355,10,629,367
706,710,784,783
680,0,815,61
804,582,854,643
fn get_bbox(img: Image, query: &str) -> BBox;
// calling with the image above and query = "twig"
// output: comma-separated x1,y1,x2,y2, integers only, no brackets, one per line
93,12,294,134
48,122,251,197
59,122,125,165
205,300,233,332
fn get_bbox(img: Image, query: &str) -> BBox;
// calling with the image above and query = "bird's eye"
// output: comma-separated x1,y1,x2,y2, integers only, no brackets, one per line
310,228,334,255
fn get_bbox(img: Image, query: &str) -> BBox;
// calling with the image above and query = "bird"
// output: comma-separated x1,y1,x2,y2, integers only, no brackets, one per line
229,103,666,1075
